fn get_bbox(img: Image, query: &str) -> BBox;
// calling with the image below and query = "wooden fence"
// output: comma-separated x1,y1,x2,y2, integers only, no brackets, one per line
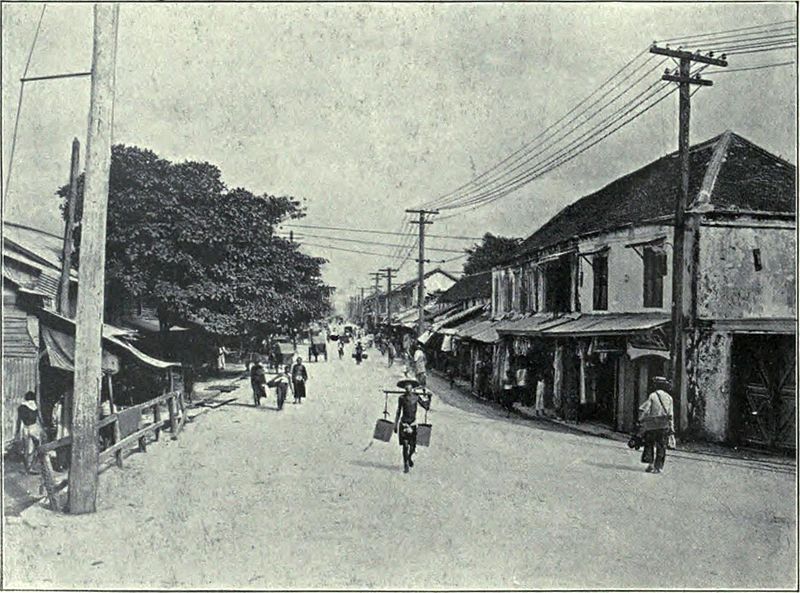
36,390,186,512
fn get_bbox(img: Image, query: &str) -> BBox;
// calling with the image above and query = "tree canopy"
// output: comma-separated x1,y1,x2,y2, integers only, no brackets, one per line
462,233,522,275
59,144,331,339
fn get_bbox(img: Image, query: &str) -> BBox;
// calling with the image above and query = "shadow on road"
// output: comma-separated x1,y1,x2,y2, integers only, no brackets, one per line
349,459,400,473
584,461,644,473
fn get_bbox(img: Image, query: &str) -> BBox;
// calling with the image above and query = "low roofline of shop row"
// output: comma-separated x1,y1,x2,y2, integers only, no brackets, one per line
492,209,796,272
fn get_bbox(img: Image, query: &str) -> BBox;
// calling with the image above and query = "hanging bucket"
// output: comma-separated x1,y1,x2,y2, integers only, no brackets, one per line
373,419,394,442
416,423,432,447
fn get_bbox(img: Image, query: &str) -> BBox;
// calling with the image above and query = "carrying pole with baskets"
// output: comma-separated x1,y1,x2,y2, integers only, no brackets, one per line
373,391,394,442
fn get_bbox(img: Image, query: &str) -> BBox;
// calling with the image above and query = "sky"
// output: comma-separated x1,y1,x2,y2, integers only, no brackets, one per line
2,2,796,313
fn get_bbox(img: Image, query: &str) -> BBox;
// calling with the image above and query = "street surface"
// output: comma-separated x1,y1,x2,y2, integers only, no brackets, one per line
4,344,796,589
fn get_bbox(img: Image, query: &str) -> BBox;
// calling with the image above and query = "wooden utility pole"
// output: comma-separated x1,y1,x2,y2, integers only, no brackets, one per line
69,3,120,515
369,272,383,329
381,267,397,324
58,138,80,316
649,45,726,431
359,287,367,325
406,209,438,337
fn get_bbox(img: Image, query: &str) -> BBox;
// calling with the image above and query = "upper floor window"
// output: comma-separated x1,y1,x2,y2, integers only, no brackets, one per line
592,252,608,311
504,272,513,312
543,255,572,313
643,246,667,308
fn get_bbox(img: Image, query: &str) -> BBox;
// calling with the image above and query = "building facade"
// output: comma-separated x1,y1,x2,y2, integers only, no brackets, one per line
490,131,796,447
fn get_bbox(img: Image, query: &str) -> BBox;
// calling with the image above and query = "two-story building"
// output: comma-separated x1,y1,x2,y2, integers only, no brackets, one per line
490,131,795,448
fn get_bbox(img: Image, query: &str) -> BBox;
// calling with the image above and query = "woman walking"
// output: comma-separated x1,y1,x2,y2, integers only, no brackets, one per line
291,357,308,404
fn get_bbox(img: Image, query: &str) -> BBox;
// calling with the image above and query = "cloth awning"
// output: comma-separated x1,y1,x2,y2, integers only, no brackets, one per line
540,313,670,337
495,313,578,336
418,330,434,345
38,308,180,371
42,326,120,374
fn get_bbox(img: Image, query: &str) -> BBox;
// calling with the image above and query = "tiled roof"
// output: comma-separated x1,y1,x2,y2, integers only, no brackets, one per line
509,132,795,262
439,271,492,303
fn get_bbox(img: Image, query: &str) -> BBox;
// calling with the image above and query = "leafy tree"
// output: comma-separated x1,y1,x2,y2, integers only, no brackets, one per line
463,233,522,275
59,144,331,344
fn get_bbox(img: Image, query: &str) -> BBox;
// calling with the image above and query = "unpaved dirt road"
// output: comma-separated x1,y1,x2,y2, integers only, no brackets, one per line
4,346,796,589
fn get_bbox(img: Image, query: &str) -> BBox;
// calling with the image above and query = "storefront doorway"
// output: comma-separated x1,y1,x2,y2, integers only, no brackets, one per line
731,334,795,450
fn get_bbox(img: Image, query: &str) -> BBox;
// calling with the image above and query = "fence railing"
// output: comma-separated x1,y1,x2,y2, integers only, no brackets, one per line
36,390,186,512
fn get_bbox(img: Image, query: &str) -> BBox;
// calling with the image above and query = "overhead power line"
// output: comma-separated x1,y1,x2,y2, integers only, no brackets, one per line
296,241,402,259
280,232,466,254
4,4,47,202
656,19,796,43
434,58,669,211
726,44,797,56
705,60,795,74
423,47,654,210
282,222,482,240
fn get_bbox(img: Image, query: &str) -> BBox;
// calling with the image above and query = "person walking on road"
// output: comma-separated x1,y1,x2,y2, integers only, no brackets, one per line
387,340,396,367
394,378,431,474
338,339,345,360
412,344,427,389
291,357,308,404
637,376,675,474
251,361,267,407
354,341,364,365
273,365,292,411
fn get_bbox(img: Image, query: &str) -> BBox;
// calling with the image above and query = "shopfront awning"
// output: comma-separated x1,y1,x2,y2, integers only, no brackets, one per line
431,304,485,334
38,308,181,372
540,313,670,337
455,317,502,344
495,313,578,336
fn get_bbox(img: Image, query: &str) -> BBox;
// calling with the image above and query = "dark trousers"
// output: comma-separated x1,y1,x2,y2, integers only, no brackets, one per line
276,384,288,410
643,429,668,470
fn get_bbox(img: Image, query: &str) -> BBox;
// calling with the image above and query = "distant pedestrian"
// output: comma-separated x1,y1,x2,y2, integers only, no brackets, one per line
412,344,427,388
217,346,228,371
15,391,44,474
354,341,364,365
310,342,319,363
273,365,292,411
502,368,516,417
338,340,345,360
251,361,267,407
638,376,674,474
394,378,431,474
387,341,396,367
292,357,308,404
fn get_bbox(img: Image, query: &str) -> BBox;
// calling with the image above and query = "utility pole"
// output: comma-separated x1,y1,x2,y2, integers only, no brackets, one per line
406,209,438,337
359,287,367,325
369,272,383,330
58,138,80,316
69,3,120,515
649,44,726,431
381,267,397,324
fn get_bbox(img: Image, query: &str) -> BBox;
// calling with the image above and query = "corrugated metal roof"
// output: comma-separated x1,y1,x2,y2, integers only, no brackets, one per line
431,304,485,332
495,313,578,335
540,313,670,336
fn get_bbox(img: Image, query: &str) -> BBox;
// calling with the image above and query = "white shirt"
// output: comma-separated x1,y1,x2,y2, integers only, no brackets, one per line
639,389,674,432
413,349,427,374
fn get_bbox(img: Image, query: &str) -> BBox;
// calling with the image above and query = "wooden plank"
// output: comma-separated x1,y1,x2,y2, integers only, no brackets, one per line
98,419,170,464
39,451,62,512
112,418,123,468
168,394,177,434
153,403,162,441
